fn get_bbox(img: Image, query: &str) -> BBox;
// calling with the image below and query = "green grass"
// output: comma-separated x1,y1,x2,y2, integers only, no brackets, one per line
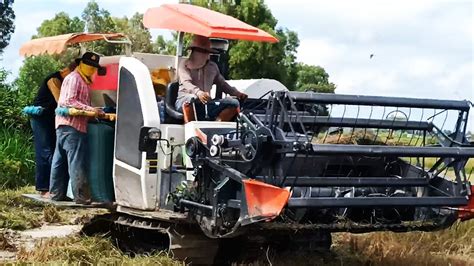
422,157,474,170
0,126,35,189
0,186,43,230
401,158,474,180
0,186,105,230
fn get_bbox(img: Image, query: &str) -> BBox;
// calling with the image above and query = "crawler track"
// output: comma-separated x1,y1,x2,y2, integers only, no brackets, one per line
81,212,333,264
81,213,219,264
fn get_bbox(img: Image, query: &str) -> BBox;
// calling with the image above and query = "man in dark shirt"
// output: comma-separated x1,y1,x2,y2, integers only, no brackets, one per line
29,61,77,197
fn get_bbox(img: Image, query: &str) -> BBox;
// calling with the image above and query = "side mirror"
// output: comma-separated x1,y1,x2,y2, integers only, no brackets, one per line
138,127,161,153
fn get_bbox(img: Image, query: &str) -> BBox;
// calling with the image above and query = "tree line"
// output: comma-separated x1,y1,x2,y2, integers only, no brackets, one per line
18,0,336,98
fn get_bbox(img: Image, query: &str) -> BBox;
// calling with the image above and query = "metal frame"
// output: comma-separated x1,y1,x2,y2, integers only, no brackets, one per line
180,91,473,237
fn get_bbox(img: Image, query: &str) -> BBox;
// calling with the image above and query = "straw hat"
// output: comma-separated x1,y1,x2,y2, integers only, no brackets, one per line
188,35,218,53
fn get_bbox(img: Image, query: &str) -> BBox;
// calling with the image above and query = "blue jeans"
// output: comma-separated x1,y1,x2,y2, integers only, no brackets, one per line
176,96,239,120
30,115,56,192
50,125,90,202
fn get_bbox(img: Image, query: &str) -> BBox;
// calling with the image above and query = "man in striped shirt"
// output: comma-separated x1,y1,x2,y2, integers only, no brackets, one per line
50,52,104,204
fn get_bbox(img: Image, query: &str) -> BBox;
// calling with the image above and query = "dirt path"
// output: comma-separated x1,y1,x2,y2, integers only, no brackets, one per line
0,224,82,262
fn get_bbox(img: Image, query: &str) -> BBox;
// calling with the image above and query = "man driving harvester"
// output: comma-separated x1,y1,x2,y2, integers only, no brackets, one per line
176,35,248,121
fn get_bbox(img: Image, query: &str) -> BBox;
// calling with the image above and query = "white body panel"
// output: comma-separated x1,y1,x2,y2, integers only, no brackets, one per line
157,124,185,170
225,79,288,99
113,57,161,210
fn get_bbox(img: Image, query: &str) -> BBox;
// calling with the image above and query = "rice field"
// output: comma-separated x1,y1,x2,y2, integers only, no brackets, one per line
0,128,472,265
0,187,472,265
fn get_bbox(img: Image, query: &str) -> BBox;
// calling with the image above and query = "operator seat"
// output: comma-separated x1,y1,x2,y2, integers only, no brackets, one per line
164,82,184,124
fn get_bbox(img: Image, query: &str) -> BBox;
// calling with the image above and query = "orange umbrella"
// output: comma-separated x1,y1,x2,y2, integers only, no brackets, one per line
143,4,278,43
19,33,128,57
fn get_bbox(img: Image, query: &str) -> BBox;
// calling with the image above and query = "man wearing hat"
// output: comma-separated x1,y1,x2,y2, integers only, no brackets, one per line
49,52,104,204
176,35,248,121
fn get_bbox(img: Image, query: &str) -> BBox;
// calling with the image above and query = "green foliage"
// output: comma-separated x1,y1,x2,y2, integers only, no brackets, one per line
196,0,277,28
0,69,35,189
0,127,35,189
0,66,34,129
32,12,84,65
114,13,153,53
298,83,336,93
82,1,116,33
228,26,299,88
0,0,15,54
296,63,336,93
81,1,120,55
154,35,176,55
33,12,84,38
0,68,24,128
16,55,62,109
28,0,335,93
0,187,43,229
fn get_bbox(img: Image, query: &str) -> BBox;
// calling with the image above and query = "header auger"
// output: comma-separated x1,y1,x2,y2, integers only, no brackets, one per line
183,91,474,238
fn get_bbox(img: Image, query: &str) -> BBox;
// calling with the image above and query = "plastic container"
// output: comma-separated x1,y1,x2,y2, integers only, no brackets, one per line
67,121,115,202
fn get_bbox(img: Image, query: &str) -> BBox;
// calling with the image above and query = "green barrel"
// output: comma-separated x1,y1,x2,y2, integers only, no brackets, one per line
87,121,115,202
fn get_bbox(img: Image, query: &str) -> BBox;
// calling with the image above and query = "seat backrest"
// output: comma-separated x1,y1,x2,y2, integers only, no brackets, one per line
164,82,184,123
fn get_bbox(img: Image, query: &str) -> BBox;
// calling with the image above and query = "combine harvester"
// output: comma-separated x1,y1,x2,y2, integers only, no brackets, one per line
21,4,474,264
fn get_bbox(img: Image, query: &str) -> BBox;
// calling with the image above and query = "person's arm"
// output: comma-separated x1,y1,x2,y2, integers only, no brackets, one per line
59,75,96,112
46,77,62,102
214,72,240,96
178,61,201,96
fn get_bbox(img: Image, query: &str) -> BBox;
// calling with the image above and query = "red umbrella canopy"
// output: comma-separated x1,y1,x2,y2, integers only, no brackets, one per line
19,33,128,56
143,4,278,43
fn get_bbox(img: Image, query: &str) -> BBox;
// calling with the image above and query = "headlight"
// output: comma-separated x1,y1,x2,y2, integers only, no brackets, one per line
148,128,162,140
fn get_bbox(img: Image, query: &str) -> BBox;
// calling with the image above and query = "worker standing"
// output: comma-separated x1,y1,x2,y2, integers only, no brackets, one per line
26,61,77,198
176,35,248,121
49,52,104,204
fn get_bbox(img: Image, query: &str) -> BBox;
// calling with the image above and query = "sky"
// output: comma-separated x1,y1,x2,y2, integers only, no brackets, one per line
1,0,473,130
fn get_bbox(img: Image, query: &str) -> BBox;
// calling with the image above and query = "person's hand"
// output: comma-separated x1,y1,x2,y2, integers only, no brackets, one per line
95,108,105,117
197,91,211,104
237,92,248,101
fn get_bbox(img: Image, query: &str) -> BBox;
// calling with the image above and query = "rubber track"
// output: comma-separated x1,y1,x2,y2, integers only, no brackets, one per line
82,213,220,265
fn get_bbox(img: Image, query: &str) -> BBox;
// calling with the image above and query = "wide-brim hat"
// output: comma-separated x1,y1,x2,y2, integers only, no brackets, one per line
188,35,218,54
75,52,102,69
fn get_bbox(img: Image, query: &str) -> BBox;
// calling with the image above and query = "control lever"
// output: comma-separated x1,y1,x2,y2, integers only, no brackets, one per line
204,104,209,120
191,98,198,121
